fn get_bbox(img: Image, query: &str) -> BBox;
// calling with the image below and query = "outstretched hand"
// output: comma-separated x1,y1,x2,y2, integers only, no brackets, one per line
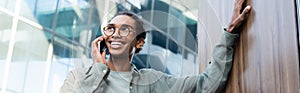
227,0,252,33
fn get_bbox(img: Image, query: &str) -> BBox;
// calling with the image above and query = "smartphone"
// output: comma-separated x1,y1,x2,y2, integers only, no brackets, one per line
98,39,107,54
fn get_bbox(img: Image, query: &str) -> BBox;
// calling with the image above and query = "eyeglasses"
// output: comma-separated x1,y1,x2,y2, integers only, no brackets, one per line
102,24,136,36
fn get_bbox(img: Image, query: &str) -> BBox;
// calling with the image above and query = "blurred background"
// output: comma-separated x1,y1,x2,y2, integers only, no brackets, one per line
0,0,199,92
2,0,299,93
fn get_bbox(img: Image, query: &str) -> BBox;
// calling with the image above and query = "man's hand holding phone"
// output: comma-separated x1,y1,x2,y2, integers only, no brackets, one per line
91,36,108,65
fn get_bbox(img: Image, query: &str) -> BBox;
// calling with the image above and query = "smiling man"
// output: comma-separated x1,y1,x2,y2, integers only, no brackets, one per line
60,1,251,93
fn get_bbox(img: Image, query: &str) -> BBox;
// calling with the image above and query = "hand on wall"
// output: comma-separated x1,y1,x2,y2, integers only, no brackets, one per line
227,0,252,33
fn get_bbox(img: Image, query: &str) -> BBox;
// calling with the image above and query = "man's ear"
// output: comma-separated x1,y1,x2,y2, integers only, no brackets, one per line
135,38,145,48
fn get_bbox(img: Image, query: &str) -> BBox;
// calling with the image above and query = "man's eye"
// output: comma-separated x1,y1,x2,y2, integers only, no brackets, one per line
107,27,115,31
120,27,130,31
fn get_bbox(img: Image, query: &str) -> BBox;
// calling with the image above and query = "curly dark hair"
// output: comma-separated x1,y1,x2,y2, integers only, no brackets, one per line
109,11,146,53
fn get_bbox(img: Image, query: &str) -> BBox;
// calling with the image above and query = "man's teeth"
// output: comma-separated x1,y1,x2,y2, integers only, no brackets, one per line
111,42,122,45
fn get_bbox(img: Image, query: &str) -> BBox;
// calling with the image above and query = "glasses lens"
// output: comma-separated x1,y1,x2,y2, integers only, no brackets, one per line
119,26,130,36
102,24,134,36
103,26,115,36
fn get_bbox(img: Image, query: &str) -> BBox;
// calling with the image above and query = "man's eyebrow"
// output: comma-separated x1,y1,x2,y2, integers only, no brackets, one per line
121,24,134,28
106,23,135,29
107,24,115,26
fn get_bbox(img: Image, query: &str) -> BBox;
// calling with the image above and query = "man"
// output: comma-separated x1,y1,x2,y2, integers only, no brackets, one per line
60,1,251,93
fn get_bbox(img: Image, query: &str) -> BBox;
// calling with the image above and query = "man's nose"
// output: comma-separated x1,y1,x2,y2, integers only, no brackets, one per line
111,28,121,38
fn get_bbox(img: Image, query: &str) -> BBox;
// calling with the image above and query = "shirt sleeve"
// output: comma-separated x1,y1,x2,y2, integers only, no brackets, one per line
154,31,239,93
60,66,94,93
198,31,238,92
60,70,76,93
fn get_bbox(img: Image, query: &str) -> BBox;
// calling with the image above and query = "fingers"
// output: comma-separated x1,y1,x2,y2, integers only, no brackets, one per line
236,5,251,25
233,0,246,19
234,0,245,14
227,5,251,33
241,6,251,17
91,36,107,51
91,36,108,65
101,51,107,65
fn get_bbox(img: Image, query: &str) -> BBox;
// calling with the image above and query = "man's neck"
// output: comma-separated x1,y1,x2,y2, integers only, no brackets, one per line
107,55,131,72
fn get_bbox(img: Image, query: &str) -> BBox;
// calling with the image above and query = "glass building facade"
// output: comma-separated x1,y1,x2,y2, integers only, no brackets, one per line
0,0,198,92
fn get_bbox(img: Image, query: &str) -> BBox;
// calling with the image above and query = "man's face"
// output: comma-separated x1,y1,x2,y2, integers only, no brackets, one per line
104,15,136,57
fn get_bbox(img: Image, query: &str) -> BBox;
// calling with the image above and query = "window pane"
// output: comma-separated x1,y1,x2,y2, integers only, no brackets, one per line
0,0,16,12
20,0,59,30
6,20,49,93
0,12,12,60
0,11,13,92
52,36,91,65
11,21,49,62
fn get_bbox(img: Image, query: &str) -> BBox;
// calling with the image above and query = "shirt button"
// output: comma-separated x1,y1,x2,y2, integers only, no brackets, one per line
103,70,107,73
130,86,133,90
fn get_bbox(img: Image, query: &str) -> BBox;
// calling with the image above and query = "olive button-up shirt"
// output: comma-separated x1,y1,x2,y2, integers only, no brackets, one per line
60,31,239,93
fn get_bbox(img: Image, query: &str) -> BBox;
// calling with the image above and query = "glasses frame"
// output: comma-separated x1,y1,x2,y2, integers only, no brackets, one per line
102,24,136,37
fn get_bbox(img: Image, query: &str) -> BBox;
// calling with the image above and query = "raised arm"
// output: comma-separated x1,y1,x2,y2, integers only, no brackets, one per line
198,0,251,92
153,1,251,93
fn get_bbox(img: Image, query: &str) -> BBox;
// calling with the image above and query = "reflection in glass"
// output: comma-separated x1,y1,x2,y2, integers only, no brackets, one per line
0,0,200,92
12,21,49,62
5,20,49,93
0,12,13,93
136,0,198,76
0,12,12,60
0,0,16,12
